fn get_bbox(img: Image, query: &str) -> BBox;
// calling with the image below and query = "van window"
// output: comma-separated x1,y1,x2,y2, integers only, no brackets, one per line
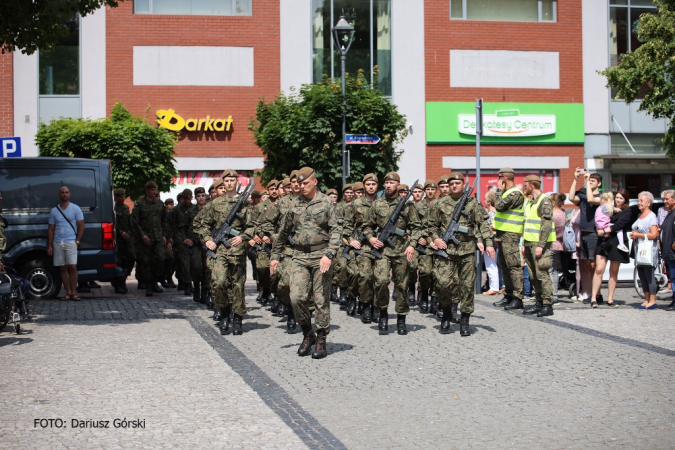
0,168,97,211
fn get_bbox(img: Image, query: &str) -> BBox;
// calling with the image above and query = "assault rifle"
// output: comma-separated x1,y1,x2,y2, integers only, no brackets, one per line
205,180,255,259
371,179,418,260
287,225,296,247
434,177,477,259
341,229,365,261
248,242,272,258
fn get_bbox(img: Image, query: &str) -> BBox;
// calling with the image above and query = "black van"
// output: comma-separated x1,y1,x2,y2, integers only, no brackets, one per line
0,157,123,299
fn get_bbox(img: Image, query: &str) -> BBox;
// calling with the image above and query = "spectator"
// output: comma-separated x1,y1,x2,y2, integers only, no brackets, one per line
592,189,632,307
550,193,567,303
657,190,668,226
631,191,660,309
658,190,675,311
47,186,84,301
568,168,602,303
570,206,583,301
483,190,500,295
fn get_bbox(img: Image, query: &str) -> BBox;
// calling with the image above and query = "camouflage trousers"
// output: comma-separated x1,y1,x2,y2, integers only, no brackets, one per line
433,253,476,314
175,245,192,283
117,240,135,276
409,251,432,292
163,247,176,281
352,254,374,305
275,254,293,306
137,240,166,283
256,249,271,292
190,246,210,286
498,234,524,300
289,251,331,334
373,254,410,314
524,243,553,305
211,252,247,316
332,250,351,289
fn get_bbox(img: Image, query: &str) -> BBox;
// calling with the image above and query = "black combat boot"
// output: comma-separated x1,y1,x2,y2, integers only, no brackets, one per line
120,277,129,294
185,282,193,296
192,282,201,303
416,290,422,306
339,293,348,310
408,283,416,305
165,278,176,288
504,297,524,310
378,309,389,335
177,280,186,291
219,306,231,334
152,281,163,293
396,314,408,335
277,302,287,317
371,306,380,323
440,307,453,334
361,303,372,323
213,308,223,321
493,294,512,307
419,290,429,313
338,288,347,306
270,296,279,314
450,303,459,323
357,301,364,316
256,288,263,303
523,302,543,315
460,313,471,337
287,307,297,333
298,325,316,356
330,285,339,303
429,296,438,315
232,314,243,335
206,293,214,310
200,285,208,304
113,278,124,294
260,289,270,305
346,297,357,317
537,304,554,317
312,330,328,359
160,278,169,288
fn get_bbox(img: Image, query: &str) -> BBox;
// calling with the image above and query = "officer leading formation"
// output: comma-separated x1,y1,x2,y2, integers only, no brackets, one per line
118,166,555,359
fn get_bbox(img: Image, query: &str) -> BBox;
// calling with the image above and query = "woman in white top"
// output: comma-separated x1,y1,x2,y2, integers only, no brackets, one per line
631,191,660,309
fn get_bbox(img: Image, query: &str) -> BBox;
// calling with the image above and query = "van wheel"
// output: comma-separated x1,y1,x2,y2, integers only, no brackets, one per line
18,259,61,300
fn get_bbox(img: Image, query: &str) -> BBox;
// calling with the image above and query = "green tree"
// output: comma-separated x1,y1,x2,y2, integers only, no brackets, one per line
36,103,178,199
2,0,123,55
249,69,408,191
601,0,675,156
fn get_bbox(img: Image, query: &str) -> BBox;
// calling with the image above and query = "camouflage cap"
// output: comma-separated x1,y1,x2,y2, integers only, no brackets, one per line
267,179,279,188
524,174,541,183
164,198,174,205
352,181,364,191
498,167,515,175
398,184,409,192
281,177,291,187
412,183,424,191
437,175,450,185
342,183,353,192
114,188,126,196
181,188,193,197
251,189,262,198
297,167,315,181
222,169,238,179
289,170,300,180
145,180,157,190
362,173,378,183
384,172,401,182
212,178,225,189
194,187,205,195
448,172,465,182
423,180,437,189
261,190,269,196
326,188,338,196
176,193,183,200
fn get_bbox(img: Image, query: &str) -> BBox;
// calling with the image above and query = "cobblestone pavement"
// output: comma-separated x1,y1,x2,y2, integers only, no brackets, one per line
1,276,674,449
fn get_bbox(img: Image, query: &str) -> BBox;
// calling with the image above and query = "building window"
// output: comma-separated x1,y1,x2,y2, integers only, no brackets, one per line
312,0,392,96
39,16,79,95
134,0,251,15
450,0,556,22
610,133,662,155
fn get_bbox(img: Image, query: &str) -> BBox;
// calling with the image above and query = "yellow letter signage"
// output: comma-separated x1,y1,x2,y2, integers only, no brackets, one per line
156,109,233,132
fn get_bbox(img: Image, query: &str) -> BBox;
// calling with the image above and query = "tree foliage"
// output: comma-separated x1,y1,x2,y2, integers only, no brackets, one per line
2,0,123,55
36,103,178,199
601,0,675,156
249,69,408,191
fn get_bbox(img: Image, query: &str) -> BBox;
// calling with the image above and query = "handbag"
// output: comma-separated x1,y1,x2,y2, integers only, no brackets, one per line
636,238,653,266
56,205,78,235
562,222,576,252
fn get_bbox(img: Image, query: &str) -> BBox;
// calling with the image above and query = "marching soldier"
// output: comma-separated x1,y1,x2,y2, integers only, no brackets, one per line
251,181,279,308
522,175,555,317
331,184,354,307
113,188,135,294
131,181,169,297
427,173,494,336
327,189,339,205
493,167,526,310
407,182,430,305
162,197,178,289
173,189,197,296
270,167,343,359
195,170,255,335
185,187,209,303
362,172,421,335
423,175,449,314
398,184,409,197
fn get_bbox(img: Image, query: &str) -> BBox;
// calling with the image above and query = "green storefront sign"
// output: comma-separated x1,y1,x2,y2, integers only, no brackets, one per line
426,102,585,144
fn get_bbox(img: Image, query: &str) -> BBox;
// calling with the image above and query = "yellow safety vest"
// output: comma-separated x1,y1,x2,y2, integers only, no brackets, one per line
494,187,524,234
523,194,556,243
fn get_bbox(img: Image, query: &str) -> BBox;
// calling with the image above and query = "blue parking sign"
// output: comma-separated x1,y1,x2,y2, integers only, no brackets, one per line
0,137,22,158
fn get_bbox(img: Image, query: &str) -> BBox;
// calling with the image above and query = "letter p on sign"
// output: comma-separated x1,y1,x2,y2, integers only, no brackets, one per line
1,137,22,158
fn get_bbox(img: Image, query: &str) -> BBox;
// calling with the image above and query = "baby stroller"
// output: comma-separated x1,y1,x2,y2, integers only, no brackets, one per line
558,250,577,298
0,267,31,334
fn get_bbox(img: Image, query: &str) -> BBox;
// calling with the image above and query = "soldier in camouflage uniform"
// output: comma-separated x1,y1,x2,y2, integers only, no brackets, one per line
492,167,526,310
427,173,494,336
423,175,449,314
131,181,169,297
185,187,210,304
173,189,198,296
113,188,135,294
270,167,343,359
407,182,431,305
343,174,379,323
362,172,421,335
247,189,262,302
331,184,353,307
521,175,554,317
250,181,278,308
162,196,180,289
195,170,255,335
202,178,226,314
343,181,363,314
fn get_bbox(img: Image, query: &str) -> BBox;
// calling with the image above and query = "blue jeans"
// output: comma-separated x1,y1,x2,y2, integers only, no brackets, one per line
667,260,675,301
523,265,531,297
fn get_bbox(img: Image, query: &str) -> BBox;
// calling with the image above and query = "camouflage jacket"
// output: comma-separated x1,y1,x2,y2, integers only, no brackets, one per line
362,195,421,257
253,199,278,239
114,203,133,241
342,196,375,251
176,204,199,244
194,194,255,257
262,195,294,256
186,205,206,248
131,196,168,242
426,196,494,256
271,192,343,261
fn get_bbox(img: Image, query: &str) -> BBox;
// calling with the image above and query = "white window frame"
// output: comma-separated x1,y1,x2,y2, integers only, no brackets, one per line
135,0,252,16
450,0,557,23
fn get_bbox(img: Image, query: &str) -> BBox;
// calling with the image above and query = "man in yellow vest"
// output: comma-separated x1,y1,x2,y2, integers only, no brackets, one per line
493,167,525,310
522,174,555,316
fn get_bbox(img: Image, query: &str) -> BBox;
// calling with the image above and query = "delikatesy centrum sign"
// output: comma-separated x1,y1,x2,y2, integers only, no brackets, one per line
458,110,556,137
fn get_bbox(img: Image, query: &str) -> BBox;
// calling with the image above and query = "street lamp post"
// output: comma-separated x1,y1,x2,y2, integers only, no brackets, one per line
332,15,355,187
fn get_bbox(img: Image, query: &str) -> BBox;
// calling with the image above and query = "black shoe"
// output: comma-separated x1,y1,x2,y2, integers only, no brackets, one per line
450,303,459,322
666,302,675,311
152,283,163,294
277,303,287,317
357,301,364,316
440,307,453,334
504,298,524,310
523,302,543,315
200,286,208,304
206,295,214,310
407,284,416,305
137,282,147,290
160,279,169,288
338,288,347,306
419,291,429,313
596,294,604,305
537,304,554,317
346,297,357,317
287,307,297,333
165,278,176,289
77,284,91,294
88,281,101,289
378,309,389,335
372,306,380,323
193,282,201,303
312,332,327,359
331,285,339,303
177,281,186,291
213,309,223,321
145,288,153,297
396,314,408,335
493,295,512,307
220,307,232,334
113,278,124,294
270,297,279,314
429,296,438,315
339,293,348,310
232,314,243,335
118,279,128,294
256,290,263,303
361,304,372,323
416,290,422,306
298,326,316,356
460,313,471,336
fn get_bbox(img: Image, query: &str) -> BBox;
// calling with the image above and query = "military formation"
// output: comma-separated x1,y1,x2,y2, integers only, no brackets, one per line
113,165,554,359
